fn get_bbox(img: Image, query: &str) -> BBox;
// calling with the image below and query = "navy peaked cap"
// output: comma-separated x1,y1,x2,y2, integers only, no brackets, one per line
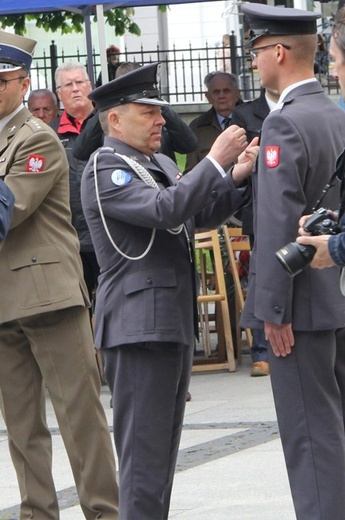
88,62,169,112
0,30,36,73
241,3,321,46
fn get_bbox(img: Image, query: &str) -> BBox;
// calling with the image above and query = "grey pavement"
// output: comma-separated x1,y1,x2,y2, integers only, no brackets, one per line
0,351,296,520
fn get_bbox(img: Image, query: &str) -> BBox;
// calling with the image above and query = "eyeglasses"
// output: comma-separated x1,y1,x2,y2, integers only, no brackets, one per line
0,76,26,93
56,80,89,91
250,43,291,60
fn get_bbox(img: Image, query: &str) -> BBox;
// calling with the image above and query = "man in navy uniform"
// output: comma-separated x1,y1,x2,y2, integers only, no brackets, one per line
240,4,345,520
81,62,259,520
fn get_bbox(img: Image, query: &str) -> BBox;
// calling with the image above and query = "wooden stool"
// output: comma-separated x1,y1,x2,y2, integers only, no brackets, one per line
221,225,253,363
193,229,236,372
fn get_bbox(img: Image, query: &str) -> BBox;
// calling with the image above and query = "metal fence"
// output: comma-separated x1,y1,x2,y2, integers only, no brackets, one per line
29,34,340,104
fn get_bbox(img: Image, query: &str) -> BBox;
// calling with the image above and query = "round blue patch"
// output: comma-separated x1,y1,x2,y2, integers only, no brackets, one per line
111,169,132,186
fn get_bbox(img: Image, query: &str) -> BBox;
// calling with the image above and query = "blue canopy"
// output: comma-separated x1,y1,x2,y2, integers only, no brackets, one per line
0,0,206,15
0,0,213,85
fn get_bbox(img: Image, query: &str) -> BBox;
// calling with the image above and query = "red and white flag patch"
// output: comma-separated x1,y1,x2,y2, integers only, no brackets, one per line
265,146,280,168
26,154,45,173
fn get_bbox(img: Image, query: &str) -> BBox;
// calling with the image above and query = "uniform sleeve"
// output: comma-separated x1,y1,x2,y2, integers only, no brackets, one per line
161,106,198,154
329,213,345,266
73,114,103,161
5,127,68,229
254,112,308,324
82,150,244,231
0,179,14,242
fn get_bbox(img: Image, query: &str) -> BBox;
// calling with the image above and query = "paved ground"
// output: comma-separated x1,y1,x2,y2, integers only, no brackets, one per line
0,351,296,519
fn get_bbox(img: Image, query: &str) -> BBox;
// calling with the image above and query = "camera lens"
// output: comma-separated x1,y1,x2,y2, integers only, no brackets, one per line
276,241,316,277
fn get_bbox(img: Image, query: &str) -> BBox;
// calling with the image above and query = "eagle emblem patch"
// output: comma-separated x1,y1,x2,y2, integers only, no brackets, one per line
265,146,280,168
26,154,45,173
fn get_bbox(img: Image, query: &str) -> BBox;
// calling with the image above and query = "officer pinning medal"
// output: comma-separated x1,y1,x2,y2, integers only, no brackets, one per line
81,61,258,519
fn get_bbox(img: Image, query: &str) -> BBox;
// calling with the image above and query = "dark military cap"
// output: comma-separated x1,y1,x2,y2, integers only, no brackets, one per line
0,30,36,73
241,3,321,46
88,62,169,112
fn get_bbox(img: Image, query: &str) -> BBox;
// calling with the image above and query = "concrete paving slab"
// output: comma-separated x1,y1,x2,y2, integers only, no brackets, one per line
0,353,296,520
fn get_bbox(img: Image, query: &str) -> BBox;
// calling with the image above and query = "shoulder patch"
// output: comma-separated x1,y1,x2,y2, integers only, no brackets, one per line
265,146,280,168
111,169,132,186
26,154,45,173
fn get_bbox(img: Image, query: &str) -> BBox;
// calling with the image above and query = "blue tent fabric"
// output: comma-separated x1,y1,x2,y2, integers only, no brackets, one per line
0,0,205,15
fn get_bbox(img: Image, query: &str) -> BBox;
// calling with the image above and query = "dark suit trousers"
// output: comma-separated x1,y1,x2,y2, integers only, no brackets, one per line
268,329,345,520
103,341,194,520
0,307,119,520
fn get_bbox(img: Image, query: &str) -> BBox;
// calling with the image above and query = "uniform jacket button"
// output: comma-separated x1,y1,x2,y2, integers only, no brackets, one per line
32,257,37,263
273,306,281,313
211,190,218,199
146,277,152,285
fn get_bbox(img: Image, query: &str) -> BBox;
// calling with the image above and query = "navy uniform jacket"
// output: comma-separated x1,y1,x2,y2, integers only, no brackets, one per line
241,81,345,332
81,136,248,349
0,180,14,242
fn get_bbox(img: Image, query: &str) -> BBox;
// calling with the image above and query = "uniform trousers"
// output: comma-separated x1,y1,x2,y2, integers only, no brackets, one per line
0,306,119,520
267,329,345,520
103,341,194,520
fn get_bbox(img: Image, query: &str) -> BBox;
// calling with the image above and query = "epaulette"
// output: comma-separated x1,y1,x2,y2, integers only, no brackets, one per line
25,117,45,132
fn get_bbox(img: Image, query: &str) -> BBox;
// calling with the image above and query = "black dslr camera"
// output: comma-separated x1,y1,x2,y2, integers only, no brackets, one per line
276,208,341,276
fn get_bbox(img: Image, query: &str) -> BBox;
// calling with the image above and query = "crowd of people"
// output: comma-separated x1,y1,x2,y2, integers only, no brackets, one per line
1,2,345,520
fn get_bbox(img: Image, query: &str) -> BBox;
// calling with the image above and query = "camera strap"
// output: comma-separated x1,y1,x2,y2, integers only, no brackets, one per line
313,149,345,212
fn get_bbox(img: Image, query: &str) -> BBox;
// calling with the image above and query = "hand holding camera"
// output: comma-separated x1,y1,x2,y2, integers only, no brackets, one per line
276,208,340,276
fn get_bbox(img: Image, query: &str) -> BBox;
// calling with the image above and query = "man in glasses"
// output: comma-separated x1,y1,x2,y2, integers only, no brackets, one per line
51,62,100,317
0,31,118,518
240,4,345,520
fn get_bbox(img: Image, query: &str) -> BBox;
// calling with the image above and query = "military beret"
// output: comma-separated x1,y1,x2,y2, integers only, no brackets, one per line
88,62,169,112
0,30,36,73
241,3,321,46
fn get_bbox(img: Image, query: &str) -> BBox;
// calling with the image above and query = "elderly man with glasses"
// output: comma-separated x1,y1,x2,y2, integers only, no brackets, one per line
51,62,100,318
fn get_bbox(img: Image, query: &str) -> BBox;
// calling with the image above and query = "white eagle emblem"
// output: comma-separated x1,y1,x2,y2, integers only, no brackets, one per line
265,146,280,168
26,154,45,173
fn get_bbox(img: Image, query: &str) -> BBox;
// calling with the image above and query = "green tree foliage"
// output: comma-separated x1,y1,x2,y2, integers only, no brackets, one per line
0,8,141,36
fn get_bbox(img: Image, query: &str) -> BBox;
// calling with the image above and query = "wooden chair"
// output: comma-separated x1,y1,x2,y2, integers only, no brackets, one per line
193,229,236,372
221,226,252,363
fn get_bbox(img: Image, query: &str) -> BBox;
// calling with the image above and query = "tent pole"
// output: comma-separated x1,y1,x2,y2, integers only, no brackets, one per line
84,13,95,88
97,4,109,85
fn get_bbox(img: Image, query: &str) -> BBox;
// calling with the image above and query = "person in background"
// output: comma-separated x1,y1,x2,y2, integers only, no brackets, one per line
0,30,119,519
96,44,122,87
27,88,59,124
240,4,345,520
216,34,232,73
297,7,345,271
51,62,99,314
81,62,259,520
184,71,241,173
231,87,280,377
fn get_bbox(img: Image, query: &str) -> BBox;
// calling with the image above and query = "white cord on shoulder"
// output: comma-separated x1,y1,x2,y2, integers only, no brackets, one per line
93,149,184,261
93,150,156,260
